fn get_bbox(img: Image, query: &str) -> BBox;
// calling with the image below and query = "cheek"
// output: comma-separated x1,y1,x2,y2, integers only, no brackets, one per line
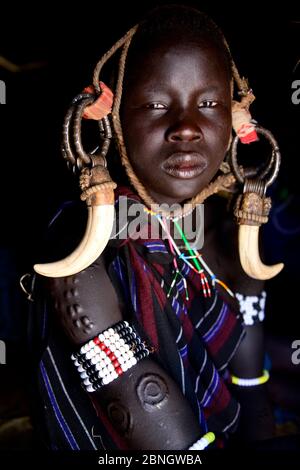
123,121,162,167
207,114,232,151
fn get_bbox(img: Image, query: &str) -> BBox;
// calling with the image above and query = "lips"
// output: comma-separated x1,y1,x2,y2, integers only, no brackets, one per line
162,152,207,179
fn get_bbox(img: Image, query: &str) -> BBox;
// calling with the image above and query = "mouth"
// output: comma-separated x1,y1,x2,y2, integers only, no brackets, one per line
162,152,207,179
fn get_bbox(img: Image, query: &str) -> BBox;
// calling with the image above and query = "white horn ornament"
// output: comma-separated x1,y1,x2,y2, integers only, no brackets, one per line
34,190,115,278
239,224,284,280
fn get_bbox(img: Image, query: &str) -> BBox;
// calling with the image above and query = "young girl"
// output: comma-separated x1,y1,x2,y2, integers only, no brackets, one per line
30,5,278,450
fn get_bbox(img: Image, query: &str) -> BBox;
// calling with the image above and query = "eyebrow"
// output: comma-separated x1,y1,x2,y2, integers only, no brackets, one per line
139,83,225,94
135,85,226,101
199,85,222,93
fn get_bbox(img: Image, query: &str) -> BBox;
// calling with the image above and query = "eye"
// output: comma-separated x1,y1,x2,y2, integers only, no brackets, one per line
145,102,167,110
198,100,218,108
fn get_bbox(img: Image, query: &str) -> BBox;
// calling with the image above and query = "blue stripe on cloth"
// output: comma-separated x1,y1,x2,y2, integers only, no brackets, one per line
197,399,208,433
114,256,125,285
143,242,168,253
179,344,188,358
177,279,185,292
171,297,181,316
202,303,228,343
130,269,137,313
181,263,191,277
40,361,80,450
201,367,220,407
112,256,130,304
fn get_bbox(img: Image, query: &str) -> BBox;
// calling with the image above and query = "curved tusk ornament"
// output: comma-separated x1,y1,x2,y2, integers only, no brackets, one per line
34,204,114,278
34,189,115,278
34,85,117,278
238,224,284,280
231,125,284,281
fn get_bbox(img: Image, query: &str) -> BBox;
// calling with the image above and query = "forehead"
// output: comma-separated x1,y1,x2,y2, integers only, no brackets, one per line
125,38,231,94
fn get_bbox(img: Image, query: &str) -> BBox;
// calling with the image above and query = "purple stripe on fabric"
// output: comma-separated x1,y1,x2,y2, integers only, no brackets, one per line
196,399,208,433
145,246,169,254
40,361,79,450
114,256,125,285
171,297,181,316
177,282,184,292
202,303,228,343
113,257,131,304
181,263,190,277
176,278,186,291
144,242,167,250
147,248,168,253
201,368,220,407
130,270,137,313
179,344,188,358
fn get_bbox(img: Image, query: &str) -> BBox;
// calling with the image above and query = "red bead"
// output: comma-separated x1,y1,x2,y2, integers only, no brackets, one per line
110,354,116,362
116,367,123,376
103,347,111,356
112,359,120,368
100,343,106,351
93,337,100,345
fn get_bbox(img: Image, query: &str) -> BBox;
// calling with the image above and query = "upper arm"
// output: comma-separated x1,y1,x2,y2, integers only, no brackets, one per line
229,323,265,376
44,256,123,345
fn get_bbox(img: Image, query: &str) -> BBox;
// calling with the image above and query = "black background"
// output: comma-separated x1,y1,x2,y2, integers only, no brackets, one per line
0,0,299,265
0,0,299,451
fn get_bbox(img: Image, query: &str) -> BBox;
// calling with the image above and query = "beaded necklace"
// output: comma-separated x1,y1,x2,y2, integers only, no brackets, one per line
143,207,234,301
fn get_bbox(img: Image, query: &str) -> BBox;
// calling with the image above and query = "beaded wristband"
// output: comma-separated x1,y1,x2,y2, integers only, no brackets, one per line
235,291,266,326
231,369,269,387
188,432,215,450
71,320,151,392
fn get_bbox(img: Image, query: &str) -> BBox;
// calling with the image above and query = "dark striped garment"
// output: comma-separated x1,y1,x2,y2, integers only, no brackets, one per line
29,186,244,450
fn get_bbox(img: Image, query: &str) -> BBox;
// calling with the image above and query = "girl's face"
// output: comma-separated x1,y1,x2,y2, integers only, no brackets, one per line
121,37,232,205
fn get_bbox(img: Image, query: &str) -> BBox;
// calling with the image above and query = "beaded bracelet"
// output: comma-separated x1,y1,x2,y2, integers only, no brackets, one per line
231,369,269,387
235,291,266,326
188,432,215,450
71,320,151,392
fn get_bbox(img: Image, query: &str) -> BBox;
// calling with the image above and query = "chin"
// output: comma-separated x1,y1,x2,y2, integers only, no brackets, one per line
168,180,207,202
145,174,212,206
159,189,201,206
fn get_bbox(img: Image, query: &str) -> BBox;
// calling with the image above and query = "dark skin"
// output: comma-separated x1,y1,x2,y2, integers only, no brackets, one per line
122,37,232,205
48,36,274,448
121,37,274,440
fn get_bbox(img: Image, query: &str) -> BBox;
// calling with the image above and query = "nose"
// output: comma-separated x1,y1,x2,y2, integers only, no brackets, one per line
166,117,203,142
